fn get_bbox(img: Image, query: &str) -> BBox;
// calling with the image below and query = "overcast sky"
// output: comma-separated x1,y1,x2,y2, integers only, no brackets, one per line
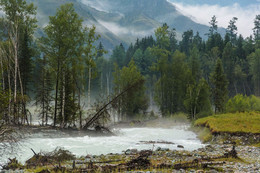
168,0,260,37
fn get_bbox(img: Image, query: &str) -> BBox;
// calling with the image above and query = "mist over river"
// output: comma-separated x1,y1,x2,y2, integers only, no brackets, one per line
0,125,203,166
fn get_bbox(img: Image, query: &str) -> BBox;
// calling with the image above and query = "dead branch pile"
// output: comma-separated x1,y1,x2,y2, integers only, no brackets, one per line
2,158,24,170
26,147,75,168
124,149,152,170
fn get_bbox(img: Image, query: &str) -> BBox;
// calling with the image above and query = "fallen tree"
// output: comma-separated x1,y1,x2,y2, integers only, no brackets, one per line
83,79,144,130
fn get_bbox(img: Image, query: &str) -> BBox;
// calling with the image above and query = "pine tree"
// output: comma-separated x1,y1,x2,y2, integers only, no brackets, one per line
222,42,236,96
39,3,85,127
227,17,238,45
210,59,228,113
34,56,53,126
253,15,260,41
208,15,218,37
180,30,194,55
248,49,260,96
0,0,37,124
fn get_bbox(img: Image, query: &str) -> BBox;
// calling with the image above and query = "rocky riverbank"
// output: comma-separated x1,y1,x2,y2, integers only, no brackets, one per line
1,117,259,172
2,141,259,172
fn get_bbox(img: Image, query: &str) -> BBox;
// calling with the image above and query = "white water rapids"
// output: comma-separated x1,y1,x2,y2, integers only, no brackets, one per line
0,125,204,166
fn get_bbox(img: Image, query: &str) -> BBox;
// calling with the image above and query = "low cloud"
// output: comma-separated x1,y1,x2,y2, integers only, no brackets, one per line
80,0,110,13
98,20,129,36
98,20,154,37
168,1,260,37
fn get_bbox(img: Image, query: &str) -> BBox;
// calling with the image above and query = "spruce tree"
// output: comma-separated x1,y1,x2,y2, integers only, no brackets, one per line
253,15,260,41
210,58,228,113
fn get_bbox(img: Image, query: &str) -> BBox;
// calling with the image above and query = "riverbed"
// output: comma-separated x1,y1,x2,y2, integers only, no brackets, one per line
0,125,203,166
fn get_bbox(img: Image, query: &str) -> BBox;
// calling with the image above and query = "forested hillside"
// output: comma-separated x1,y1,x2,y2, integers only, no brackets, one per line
0,0,259,128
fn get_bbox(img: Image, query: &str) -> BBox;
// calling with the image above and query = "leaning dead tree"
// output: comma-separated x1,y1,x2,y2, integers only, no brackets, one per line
83,79,144,129
0,124,21,158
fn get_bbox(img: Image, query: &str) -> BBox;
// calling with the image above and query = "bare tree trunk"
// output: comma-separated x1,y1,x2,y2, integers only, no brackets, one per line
88,67,91,108
45,105,48,126
61,72,65,128
53,60,60,127
234,83,238,95
0,51,5,90
18,63,28,125
100,72,103,92
106,73,110,96
78,90,82,129
0,47,8,123
14,45,18,123
11,24,19,124
42,70,45,126
42,99,45,126
7,57,11,124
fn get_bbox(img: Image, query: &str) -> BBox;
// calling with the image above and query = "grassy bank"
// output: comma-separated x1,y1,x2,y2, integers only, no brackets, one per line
194,112,260,134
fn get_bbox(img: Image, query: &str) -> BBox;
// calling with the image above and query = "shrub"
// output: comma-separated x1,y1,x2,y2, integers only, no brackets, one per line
226,94,260,113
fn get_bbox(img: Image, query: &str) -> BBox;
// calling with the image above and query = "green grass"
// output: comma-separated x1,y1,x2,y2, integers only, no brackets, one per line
252,142,260,147
194,112,260,134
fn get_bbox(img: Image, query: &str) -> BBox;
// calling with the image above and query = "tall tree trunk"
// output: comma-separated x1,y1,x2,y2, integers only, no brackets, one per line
18,63,27,125
7,56,11,124
234,83,238,95
61,72,65,128
106,73,110,96
53,60,60,127
45,104,48,126
78,89,82,129
0,52,5,90
13,27,18,124
88,67,91,108
0,48,8,123
100,72,103,93
42,70,45,126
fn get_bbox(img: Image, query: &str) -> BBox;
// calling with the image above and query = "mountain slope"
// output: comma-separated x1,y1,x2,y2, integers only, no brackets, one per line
29,0,224,52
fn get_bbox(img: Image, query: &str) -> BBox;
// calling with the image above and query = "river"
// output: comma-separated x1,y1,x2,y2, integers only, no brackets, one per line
0,125,203,167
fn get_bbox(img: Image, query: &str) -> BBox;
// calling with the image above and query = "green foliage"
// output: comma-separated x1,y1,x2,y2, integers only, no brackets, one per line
248,49,260,96
39,3,95,127
253,15,260,41
179,30,194,55
34,56,53,125
226,17,238,45
155,24,170,50
0,0,37,124
185,78,213,119
210,58,228,113
0,83,9,120
1,2,260,129
154,50,190,115
222,42,236,96
226,94,260,113
111,43,126,68
113,60,148,120
208,15,218,36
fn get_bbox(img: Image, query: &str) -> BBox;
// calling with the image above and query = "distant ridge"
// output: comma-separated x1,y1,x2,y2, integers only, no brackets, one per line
29,0,225,52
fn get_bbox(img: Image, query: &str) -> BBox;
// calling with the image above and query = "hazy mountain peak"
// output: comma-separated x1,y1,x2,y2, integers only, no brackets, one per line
29,0,221,52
